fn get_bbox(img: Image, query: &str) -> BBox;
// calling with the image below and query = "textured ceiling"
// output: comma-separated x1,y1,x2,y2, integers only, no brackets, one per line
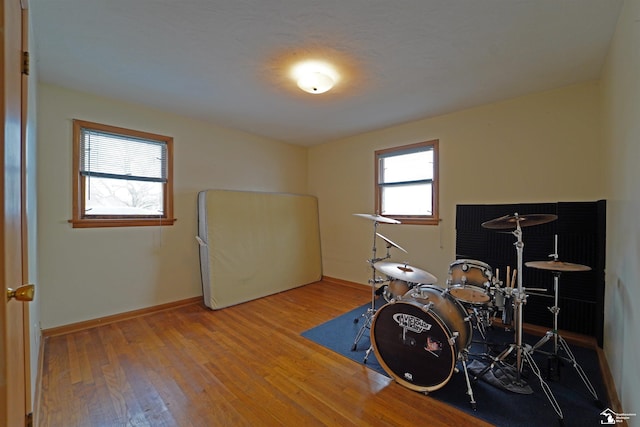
30,0,622,146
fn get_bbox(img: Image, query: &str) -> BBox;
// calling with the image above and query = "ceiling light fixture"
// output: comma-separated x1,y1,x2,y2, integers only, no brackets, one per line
292,61,339,94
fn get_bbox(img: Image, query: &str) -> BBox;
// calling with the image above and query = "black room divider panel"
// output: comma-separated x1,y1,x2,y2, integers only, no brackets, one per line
455,200,606,346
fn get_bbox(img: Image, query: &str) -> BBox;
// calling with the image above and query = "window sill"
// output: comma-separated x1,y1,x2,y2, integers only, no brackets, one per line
69,218,177,228
386,216,440,226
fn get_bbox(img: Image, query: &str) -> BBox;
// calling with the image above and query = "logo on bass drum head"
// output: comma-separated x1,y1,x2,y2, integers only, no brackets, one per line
392,313,432,333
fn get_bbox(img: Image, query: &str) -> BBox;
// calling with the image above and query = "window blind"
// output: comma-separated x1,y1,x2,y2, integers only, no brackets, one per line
79,128,167,183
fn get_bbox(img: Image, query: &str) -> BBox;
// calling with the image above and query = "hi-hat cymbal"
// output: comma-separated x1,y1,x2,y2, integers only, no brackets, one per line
353,213,401,224
525,260,592,272
481,213,558,229
373,262,437,284
376,233,407,253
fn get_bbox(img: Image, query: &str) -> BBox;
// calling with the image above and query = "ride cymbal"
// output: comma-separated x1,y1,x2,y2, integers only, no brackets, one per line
525,260,591,272
353,213,401,224
373,262,437,284
481,213,558,229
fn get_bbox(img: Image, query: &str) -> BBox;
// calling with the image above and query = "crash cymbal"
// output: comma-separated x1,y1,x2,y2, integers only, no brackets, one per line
481,213,558,229
525,260,592,272
376,233,407,253
353,213,401,224
373,262,437,284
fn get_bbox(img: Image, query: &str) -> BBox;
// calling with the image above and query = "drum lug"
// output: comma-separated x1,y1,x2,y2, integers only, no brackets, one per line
448,331,459,346
423,301,434,311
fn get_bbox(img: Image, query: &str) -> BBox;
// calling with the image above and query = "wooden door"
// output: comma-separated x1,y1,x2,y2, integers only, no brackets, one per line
1,0,31,426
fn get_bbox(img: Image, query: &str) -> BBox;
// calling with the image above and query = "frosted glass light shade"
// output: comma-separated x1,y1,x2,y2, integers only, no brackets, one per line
291,61,339,94
297,71,335,94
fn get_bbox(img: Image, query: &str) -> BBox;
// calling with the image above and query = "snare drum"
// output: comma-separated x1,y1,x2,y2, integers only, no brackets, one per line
447,259,493,305
370,284,472,392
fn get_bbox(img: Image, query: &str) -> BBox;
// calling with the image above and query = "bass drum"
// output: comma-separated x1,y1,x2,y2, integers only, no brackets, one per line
370,284,471,392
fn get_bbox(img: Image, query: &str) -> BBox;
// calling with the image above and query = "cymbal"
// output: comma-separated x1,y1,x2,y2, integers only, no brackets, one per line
376,233,407,253
353,213,401,224
374,262,437,284
525,260,592,272
481,213,558,229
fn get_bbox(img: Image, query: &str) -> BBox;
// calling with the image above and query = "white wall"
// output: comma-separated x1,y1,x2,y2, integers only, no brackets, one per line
308,82,605,286
37,84,308,328
601,0,640,420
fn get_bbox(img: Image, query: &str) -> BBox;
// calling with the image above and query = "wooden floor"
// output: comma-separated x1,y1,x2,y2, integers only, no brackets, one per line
38,280,493,427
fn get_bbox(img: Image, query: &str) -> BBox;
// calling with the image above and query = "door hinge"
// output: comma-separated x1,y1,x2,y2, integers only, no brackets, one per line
26,412,33,427
22,51,29,75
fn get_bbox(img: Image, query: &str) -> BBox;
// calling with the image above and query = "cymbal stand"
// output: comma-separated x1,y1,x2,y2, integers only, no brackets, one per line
352,220,389,352
530,241,600,402
459,348,478,410
475,217,564,421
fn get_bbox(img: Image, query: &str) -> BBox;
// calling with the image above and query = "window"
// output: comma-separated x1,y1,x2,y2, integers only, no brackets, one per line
375,140,439,225
71,120,176,228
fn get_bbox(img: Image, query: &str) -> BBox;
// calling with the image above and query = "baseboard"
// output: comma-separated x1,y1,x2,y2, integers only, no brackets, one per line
32,331,44,427
322,275,368,289
41,296,202,337
597,348,627,424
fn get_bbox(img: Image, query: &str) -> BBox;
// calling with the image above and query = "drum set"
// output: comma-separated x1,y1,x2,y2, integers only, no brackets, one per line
351,212,601,422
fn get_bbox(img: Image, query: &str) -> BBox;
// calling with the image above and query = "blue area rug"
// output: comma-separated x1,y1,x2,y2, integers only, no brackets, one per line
302,297,610,427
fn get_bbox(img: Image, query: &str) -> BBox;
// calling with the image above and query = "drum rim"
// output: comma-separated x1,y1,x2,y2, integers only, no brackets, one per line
448,284,492,304
370,299,456,392
411,284,473,349
449,258,492,270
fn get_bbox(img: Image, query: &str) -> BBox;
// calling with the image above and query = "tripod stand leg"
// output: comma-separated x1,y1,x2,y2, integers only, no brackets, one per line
471,343,516,382
523,348,564,421
557,335,599,401
364,345,373,363
461,357,477,410
351,310,372,351
531,330,553,352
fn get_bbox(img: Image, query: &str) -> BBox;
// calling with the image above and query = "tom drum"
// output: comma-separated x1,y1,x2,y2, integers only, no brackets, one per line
383,279,415,302
446,259,493,305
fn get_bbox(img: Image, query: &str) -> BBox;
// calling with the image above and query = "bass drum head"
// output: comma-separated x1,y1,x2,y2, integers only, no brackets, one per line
370,300,456,392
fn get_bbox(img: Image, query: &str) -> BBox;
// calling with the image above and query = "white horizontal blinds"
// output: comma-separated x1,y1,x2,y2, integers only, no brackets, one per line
79,127,167,183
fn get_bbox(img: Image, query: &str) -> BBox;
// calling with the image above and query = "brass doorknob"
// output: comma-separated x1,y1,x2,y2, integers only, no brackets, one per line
7,284,35,302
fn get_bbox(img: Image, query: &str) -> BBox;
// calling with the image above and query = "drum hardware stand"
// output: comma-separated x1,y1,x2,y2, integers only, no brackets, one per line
478,214,564,422
527,238,601,405
529,272,599,403
458,346,478,410
352,219,391,352
469,306,489,341
426,338,477,411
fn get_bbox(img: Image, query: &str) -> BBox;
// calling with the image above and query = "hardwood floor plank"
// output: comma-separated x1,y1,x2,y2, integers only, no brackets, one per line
75,332,96,385
65,335,83,385
38,281,492,426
